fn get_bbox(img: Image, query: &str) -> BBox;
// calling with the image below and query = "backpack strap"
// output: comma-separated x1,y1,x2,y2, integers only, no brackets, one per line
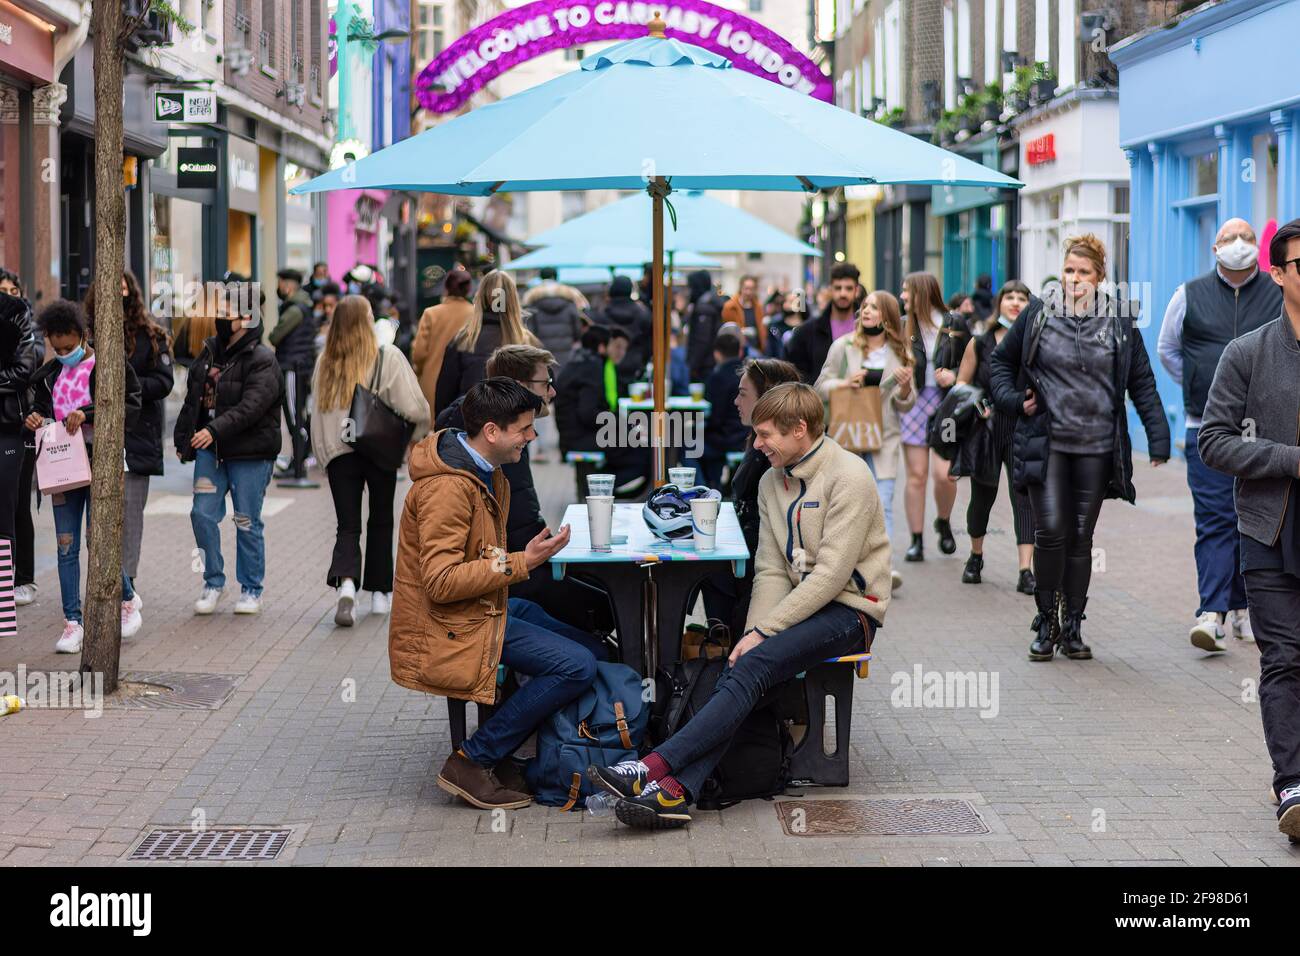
613,701,633,749
559,772,583,812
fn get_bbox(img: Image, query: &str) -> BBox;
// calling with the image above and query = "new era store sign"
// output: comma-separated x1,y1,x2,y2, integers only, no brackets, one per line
154,90,218,124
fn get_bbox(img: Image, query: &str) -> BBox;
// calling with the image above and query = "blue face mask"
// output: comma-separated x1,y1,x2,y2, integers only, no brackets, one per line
57,343,86,367
997,315,1015,330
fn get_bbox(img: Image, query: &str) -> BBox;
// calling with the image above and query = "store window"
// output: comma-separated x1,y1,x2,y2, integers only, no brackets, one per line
151,194,205,321
1112,185,1130,289
1251,131,1280,234
1191,150,1218,198
284,163,317,274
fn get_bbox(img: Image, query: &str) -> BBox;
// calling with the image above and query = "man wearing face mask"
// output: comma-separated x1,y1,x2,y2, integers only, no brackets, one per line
174,275,284,617
1158,218,1283,653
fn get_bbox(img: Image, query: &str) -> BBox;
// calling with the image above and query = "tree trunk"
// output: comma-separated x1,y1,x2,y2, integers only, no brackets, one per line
83,0,127,693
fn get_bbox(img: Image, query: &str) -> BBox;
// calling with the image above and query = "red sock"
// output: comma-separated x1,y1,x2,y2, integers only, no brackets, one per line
642,751,671,782
657,775,684,799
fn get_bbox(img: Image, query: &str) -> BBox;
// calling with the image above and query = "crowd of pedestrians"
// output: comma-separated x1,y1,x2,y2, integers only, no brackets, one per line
1,215,1298,843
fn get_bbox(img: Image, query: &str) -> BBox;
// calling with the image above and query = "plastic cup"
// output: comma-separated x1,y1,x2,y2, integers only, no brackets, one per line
690,497,720,551
669,466,697,488
629,382,649,401
586,473,615,498
688,382,706,402
586,495,615,552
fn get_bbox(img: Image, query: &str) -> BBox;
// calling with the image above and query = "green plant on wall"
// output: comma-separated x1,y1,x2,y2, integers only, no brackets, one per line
879,106,906,127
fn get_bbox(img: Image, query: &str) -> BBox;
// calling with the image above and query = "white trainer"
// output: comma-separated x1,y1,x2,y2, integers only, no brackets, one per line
1229,608,1254,642
13,583,37,606
335,579,356,627
121,600,143,639
234,592,262,615
55,620,83,654
195,587,223,615
1189,610,1226,653
371,591,391,616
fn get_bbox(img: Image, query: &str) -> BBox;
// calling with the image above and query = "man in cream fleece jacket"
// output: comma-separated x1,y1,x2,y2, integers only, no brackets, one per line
589,383,889,829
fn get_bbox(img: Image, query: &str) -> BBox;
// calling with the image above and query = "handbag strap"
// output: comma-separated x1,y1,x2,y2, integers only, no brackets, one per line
369,345,385,392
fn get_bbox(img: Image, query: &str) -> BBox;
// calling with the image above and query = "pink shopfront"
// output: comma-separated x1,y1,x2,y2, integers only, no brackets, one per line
327,189,391,283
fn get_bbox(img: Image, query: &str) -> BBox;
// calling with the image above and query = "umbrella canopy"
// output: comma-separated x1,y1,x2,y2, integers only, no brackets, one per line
504,244,720,270
293,22,1020,484
292,35,1022,196
525,267,696,286
526,191,820,257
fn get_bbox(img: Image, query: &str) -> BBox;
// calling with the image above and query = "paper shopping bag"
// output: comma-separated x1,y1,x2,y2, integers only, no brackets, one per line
827,385,883,453
35,421,92,495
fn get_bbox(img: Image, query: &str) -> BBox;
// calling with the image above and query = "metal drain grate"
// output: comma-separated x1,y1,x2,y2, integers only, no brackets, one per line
130,828,291,861
775,799,990,837
112,672,240,711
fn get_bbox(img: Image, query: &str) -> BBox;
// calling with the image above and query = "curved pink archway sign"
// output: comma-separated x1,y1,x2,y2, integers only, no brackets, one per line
416,0,831,114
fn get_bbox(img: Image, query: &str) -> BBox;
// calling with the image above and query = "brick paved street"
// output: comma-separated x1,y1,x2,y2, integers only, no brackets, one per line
1,428,1293,867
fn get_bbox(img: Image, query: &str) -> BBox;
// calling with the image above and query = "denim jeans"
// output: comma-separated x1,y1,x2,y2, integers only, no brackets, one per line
51,486,133,623
190,449,274,597
864,452,895,541
656,601,869,801
1186,427,1246,615
462,597,608,768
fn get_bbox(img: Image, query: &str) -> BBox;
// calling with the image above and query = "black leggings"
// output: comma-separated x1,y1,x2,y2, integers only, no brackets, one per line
1028,450,1110,610
967,448,1035,546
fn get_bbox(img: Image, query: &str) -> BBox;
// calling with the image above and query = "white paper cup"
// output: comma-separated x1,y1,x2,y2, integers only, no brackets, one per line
586,473,615,498
669,466,697,488
688,382,706,401
690,497,720,551
587,495,615,552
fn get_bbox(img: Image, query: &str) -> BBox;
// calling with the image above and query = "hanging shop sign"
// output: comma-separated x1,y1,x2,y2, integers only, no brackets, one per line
415,0,830,114
154,89,219,124
176,146,219,189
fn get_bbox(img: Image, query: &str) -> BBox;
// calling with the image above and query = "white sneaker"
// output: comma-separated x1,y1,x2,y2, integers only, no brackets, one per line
371,591,391,616
335,578,356,627
234,592,262,615
121,600,143,639
1229,608,1254,642
13,583,37,606
1190,610,1226,653
195,587,223,615
890,569,902,591
55,620,83,654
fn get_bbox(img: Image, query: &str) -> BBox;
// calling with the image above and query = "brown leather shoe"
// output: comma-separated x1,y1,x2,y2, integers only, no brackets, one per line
494,758,531,795
436,750,531,810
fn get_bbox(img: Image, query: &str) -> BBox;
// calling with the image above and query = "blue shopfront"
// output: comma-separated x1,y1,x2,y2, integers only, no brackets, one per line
932,134,1019,301
1111,0,1300,454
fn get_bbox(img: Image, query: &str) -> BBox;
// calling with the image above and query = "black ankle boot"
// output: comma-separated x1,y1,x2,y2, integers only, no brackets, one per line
1059,599,1093,660
1017,568,1036,594
961,553,983,584
1028,591,1060,661
904,533,924,562
935,517,957,554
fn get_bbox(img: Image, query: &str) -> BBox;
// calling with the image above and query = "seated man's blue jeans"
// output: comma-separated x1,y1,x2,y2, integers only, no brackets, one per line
656,601,869,801
52,486,133,624
190,449,274,597
462,597,609,768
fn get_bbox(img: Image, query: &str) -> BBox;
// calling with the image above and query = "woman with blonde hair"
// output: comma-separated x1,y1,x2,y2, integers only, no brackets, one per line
434,270,541,415
898,271,968,562
312,295,431,627
816,289,916,589
990,234,1169,661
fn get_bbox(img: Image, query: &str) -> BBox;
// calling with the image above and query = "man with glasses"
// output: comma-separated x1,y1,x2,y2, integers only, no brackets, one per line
1158,218,1282,652
1200,217,1300,844
436,344,614,633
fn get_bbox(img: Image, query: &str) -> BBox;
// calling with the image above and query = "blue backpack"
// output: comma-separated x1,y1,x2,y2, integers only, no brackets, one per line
526,662,649,809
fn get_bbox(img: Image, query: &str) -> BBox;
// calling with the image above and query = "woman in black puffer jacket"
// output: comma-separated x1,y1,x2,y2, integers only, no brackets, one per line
990,235,1170,663
87,271,174,597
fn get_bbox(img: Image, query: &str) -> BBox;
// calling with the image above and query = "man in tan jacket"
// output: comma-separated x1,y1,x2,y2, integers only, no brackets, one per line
389,378,607,810
589,383,890,829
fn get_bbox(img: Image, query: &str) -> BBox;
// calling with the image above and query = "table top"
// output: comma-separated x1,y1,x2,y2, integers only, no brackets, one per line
550,501,749,566
618,396,711,414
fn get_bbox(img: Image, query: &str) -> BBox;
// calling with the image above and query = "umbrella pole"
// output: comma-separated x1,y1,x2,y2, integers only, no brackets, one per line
651,177,668,486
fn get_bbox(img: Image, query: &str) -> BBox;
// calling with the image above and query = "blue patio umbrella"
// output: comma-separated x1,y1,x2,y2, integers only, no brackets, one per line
293,17,1021,481
526,191,820,257
504,244,720,271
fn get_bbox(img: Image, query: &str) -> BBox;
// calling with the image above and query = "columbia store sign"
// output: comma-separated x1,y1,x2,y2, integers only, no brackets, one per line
154,89,218,124
415,0,830,114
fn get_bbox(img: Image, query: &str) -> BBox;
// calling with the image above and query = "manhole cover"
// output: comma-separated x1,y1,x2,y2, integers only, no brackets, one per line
112,672,240,710
130,828,291,861
775,799,990,836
